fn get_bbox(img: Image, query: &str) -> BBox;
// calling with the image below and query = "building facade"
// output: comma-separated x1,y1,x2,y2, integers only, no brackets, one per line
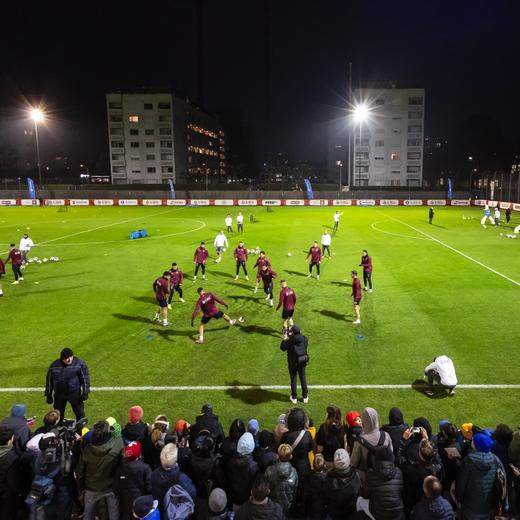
352,87,425,187
106,89,225,185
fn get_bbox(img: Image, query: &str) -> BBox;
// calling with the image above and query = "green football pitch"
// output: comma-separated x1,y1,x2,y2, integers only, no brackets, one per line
1,205,519,431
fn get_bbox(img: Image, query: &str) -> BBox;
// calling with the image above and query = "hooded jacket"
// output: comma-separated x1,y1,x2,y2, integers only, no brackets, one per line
77,435,124,491
361,459,404,520
235,498,284,520
323,464,361,519
190,411,226,452
411,495,454,520
151,463,196,511
265,461,298,514
381,408,409,456
456,451,503,515
280,327,308,368
401,455,443,513
225,452,259,506
114,458,152,519
1,406,30,454
350,408,393,473
0,444,22,519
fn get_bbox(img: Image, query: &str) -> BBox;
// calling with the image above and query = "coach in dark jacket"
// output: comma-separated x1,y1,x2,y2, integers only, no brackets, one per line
381,408,409,456
45,348,90,422
190,404,225,453
280,325,309,403
360,446,404,520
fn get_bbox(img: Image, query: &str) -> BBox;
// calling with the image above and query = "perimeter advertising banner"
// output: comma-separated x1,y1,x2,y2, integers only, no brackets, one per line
379,199,399,206
332,200,352,206
261,200,282,206
357,199,376,206
309,199,329,206
403,200,423,206
69,199,90,206
45,199,66,206
141,199,162,206
214,200,235,206
284,200,305,206
427,200,447,206
21,199,40,206
0,199,18,206
166,199,187,206
238,200,258,206
450,200,470,206
118,199,138,206
93,199,114,206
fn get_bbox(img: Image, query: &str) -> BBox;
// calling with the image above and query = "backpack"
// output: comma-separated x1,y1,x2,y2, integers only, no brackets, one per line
163,484,195,520
293,336,309,365
355,432,385,470
25,469,59,507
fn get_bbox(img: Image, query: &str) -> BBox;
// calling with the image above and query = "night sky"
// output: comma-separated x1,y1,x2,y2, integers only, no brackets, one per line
1,0,519,170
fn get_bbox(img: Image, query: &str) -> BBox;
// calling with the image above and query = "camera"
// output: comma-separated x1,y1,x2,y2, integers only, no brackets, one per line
410,427,422,437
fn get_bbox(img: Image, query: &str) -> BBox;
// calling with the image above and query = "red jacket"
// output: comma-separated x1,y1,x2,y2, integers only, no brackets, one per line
194,247,209,264
192,292,227,321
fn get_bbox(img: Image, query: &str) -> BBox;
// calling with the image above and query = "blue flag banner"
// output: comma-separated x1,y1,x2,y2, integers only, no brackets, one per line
27,178,36,199
304,178,314,200
447,177,453,200
168,179,176,199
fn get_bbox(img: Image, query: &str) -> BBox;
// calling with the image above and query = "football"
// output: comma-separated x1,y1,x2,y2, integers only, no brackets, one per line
42,258,48,263
238,316,245,323
287,252,292,257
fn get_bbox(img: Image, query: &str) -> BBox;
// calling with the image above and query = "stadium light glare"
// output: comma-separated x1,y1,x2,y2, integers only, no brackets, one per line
353,103,369,124
30,107,45,123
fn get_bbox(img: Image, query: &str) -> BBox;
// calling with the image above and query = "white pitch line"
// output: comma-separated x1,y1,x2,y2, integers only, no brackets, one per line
371,220,429,241
386,214,520,288
1,384,520,392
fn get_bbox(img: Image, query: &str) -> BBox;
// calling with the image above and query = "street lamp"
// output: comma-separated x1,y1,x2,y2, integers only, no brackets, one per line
336,160,343,193
29,107,45,187
353,103,369,187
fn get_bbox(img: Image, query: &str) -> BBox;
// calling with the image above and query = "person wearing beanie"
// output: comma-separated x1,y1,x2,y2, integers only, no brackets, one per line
323,448,361,519
133,495,160,520
411,476,454,520
273,413,288,446
254,429,278,472
76,420,124,520
345,410,362,453
350,407,393,478
106,416,122,439
398,417,433,464
151,443,195,513
221,418,246,466
225,432,259,507
114,441,152,520
208,487,233,519
248,419,260,447
280,323,309,404
44,347,90,423
122,405,149,445
357,446,404,520
190,404,225,453
0,404,30,454
265,443,299,515
381,407,409,456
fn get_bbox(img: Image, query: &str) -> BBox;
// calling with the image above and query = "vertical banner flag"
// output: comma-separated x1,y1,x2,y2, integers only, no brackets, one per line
27,178,36,199
168,179,176,199
447,177,453,200
304,178,314,200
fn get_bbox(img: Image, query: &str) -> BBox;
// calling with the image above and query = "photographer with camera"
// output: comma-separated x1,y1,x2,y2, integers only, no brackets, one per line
45,348,90,423
280,325,309,405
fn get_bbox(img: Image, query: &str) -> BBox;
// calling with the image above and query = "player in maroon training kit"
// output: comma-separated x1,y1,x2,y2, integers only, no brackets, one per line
305,241,323,280
351,270,362,324
0,257,5,296
153,271,170,326
191,288,236,343
168,262,185,309
253,251,271,293
276,279,296,330
234,241,249,280
259,264,277,306
5,244,24,285
193,242,209,281
359,250,373,293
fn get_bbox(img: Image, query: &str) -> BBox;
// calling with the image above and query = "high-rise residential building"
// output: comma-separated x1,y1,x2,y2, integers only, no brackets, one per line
352,86,425,187
106,89,225,185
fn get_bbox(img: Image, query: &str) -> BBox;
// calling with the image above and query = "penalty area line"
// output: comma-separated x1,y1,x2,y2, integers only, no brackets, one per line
1,384,520,392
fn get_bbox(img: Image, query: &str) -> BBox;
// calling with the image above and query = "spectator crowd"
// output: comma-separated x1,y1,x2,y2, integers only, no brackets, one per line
1,401,519,520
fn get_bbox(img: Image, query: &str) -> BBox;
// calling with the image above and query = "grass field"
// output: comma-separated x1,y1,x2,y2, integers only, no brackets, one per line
1,204,519,432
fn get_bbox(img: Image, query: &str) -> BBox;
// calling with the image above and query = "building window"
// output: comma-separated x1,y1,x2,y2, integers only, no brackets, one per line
147,167,156,173
375,140,384,147
158,102,171,109
111,140,124,148
145,142,155,148
146,154,156,161
374,156,384,161
131,170,141,174
161,153,173,161
375,99,385,105
129,115,139,123
408,96,424,106
355,138,369,146
109,114,122,122
130,142,139,148
407,138,421,147
108,101,122,109
161,166,174,173
393,128,401,134
160,140,172,148
407,165,421,173
129,129,139,135
145,129,154,135
112,166,126,173
408,110,423,119
159,127,172,135
355,152,369,160
144,103,153,110
111,153,124,161
158,115,170,123
408,125,422,133
130,155,140,161
391,169,401,174
110,127,123,135
391,153,400,160
407,151,421,160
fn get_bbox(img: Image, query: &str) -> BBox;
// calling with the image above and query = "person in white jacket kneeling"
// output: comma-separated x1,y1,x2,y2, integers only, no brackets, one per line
424,355,457,397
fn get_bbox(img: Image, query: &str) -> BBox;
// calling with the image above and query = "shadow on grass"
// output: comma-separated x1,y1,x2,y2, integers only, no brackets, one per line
420,220,447,229
225,380,288,404
239,324,280,338
113,313,152,324
16,284,89,296
131,296,156,304
283,269,307,277
411,378,449,400
330,281,348,287
152,326,229,342
228,294,263,305
313,309,349,322
34,271,93,281
211,270,234,279
225,281,252,291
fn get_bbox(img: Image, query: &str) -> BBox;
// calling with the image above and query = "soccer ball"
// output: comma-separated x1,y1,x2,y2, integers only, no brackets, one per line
287,252,292,257
222,247,226,252
42,258,48,263
36,260,42,264
238,316,245,323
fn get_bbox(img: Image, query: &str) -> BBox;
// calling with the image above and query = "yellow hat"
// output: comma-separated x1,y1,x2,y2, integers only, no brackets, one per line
461,423,473,439
106,417,117,428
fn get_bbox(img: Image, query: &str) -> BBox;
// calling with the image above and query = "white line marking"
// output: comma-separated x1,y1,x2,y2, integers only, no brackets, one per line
386,214,520,287
1,384,520,392
371,220,429,241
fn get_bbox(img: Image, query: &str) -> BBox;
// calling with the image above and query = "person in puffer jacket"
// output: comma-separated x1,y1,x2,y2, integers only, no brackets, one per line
456,433,504,520
254,430,278,472
381,407,409,457
411,476,454,520
323,448,361,520
358,446,404,520
265,443,298,515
